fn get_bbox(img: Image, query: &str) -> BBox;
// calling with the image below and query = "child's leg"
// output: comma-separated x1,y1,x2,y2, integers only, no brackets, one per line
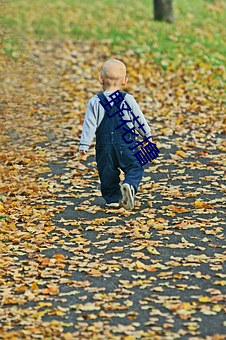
96,146,122,203
117,145,144,193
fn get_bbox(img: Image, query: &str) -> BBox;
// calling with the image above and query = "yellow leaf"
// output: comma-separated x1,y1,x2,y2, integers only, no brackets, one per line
176,150,186,158
153,286,164,292
212,304,223,312
37,302,52,309
62,333,74,340
33,309,51,319
0,203,5,212
48,284,59,295
147,246,160,255
198,296,211,303
9,222,16,228
106,247,124,254
194,199,204,208
187,323,199,331
154,224,167,230
135,260,157,272
214,280,226,286
194,199,213,209
135,260,147,269
183,302,193,310
42,284,59,295
14,285,27,293
92,218,108,225
31,282,39,292
53,253,66,262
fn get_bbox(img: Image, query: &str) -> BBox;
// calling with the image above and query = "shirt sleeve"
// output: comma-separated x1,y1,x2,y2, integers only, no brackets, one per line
126,94,152,138
79,99,97,151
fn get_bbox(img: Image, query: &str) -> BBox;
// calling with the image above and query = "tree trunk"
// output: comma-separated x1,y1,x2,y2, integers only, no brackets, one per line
153,0,174,23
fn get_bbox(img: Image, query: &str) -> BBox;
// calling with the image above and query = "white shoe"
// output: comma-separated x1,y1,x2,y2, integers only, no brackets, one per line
120,183,135,210
105,202,121,208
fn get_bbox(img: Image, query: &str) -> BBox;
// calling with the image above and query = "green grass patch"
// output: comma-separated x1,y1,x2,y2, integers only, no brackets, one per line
1,0,225,66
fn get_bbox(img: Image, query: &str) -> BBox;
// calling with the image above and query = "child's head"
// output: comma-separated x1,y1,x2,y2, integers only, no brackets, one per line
99,59,128,91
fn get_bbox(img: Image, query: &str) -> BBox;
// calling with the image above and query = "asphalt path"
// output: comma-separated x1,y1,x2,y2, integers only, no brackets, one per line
34,127,225,339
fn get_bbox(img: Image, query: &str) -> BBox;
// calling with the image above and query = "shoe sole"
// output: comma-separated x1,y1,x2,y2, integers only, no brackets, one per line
120,183,134,210
105,203,120,208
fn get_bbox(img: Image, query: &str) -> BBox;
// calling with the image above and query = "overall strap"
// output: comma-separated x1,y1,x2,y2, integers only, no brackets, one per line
96,92,128,145
97,92,127,116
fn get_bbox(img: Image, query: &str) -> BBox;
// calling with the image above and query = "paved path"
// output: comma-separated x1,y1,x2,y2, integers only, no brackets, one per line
0,41,225,339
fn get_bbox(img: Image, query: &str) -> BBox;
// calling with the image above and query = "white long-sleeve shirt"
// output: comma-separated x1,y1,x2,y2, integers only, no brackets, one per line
79,91,152,151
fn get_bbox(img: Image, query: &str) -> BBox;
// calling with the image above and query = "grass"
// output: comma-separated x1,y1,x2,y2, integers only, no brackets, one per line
1,0,225,66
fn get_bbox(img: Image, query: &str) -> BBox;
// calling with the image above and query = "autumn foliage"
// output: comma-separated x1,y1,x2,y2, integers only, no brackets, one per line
0,0,225,338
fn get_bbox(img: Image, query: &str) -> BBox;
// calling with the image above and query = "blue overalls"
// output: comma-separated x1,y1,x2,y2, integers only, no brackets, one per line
96,92,144,204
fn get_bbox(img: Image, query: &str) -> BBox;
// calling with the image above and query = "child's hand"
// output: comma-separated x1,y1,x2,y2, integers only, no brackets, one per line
148,137,153,143
80,150,87,155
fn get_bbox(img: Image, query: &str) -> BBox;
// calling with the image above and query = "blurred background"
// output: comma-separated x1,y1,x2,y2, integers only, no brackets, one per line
1,0,225,68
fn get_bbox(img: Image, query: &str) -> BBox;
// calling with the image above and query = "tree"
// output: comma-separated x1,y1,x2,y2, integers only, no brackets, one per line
153,0,174,23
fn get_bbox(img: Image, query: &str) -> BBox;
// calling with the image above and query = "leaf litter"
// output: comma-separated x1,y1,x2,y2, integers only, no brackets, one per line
0,39,225,339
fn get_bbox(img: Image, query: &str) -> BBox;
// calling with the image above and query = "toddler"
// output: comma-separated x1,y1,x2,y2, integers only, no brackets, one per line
79,59,152,209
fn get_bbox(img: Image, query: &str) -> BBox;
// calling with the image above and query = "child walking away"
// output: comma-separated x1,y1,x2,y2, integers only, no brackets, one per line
79,59,153,210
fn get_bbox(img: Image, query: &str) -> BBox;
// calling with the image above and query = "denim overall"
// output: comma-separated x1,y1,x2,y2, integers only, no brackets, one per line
96,92,144,204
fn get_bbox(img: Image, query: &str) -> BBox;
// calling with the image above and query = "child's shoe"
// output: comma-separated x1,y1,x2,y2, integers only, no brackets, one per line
120,183,135,210
105,202,121,208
